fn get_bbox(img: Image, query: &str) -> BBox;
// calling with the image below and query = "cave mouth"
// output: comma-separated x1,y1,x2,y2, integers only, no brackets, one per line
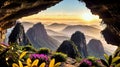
0,0,119,52
5,0,117,54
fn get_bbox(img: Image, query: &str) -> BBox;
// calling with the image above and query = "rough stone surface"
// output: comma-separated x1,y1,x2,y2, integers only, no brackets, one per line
8,22,30,45
0,29,6,42
71,31,88,58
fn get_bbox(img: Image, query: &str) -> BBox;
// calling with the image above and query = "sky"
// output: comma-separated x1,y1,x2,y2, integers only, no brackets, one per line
19,0,101,25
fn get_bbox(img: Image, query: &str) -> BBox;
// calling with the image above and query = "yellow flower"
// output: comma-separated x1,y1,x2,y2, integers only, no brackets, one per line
26,58,32,66
54,62,61,67
39,62,46,67
12,58,39,67
25,58,39,67
49,58,61,67
49,59,55,67
19,51,27,59
12,61,23,67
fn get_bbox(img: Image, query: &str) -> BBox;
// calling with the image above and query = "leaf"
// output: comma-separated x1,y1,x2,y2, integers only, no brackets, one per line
12,63,19,67
112,57,120,64
115,63,120,67
49,58,55,67
26,58,32,66
108,55,112,65
19,51,27,59
54,62,61,67
100,59,109,67
19,61,23,67
104,54,109,61
39,62,46,67
31,59,39,66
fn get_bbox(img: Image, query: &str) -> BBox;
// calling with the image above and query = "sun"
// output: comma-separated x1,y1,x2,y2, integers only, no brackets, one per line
81,13,99,21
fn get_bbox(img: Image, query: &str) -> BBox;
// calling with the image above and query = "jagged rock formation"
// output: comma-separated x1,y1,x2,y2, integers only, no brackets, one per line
26,23,59,50
79,0,120,46
57,40,81,58
87,39,105,59
9,22,30,46
71,31,88,58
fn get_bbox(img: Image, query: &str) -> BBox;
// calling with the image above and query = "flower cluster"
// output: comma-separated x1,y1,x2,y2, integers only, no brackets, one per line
30,53,49,65
12,52,61,67
79,59,92,67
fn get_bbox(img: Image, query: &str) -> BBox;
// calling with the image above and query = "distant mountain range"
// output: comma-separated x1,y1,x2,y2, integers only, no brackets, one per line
46,23,67,31
62,25,101,38
48,23,67,27
21,22,34,32
6,22,117,55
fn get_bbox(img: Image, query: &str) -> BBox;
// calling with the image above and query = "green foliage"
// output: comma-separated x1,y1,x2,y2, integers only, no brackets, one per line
22,45,37,52
114,47,120,57
76,57,82,62
0,43,21,67
100,54,120,67
37,47,50,55
51,52,67,63
71,41,82,58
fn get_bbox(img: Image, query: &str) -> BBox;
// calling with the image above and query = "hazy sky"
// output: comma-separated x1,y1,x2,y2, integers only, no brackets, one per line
20,0,101,25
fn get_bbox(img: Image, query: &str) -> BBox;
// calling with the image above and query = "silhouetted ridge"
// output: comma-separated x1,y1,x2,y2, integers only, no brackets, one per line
57,40,81,59
9,22,30,45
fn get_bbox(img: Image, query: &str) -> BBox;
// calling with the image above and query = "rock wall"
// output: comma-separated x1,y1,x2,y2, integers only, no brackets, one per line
0,28,6,42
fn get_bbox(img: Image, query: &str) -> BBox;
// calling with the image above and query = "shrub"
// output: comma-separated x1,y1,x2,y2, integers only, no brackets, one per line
100,54,120,67
37,48,50,55
79,56,105,67
22,45,36,52
51,52,67,63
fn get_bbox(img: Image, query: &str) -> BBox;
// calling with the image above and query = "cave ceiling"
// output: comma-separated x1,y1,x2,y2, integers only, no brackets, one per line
0,0,62,30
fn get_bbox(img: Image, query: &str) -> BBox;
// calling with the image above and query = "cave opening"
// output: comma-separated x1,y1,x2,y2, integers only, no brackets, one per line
4,0,117,55
0,0,120,67
0,0,119,57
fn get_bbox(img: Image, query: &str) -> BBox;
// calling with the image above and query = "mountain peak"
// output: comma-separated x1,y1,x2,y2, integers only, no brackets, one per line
71,31,85,43
26,23,59,50
87,39,105,59
33,22,43,27
71,31,88,58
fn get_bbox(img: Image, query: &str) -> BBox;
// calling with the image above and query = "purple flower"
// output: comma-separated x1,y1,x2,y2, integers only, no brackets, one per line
80,59,92,66
30,54,48,61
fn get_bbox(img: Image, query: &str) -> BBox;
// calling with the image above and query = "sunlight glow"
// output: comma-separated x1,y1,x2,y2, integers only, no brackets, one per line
81,13,99,22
